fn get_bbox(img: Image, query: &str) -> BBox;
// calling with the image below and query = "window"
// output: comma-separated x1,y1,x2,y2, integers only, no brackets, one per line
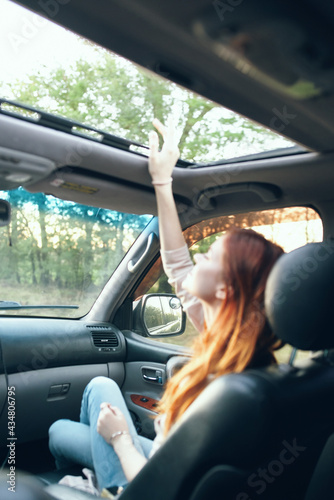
0,188,152,318
136,206,322,362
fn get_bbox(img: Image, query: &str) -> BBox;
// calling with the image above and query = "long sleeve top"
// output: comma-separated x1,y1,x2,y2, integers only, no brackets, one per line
160,244,204,332
149,244,204,456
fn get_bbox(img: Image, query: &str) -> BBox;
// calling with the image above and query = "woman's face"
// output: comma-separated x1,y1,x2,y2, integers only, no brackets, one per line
182,237,227,303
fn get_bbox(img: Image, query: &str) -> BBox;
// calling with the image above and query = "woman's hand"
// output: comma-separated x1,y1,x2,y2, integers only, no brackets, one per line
148,117,180,183
97,403,148,482
97,403,129,445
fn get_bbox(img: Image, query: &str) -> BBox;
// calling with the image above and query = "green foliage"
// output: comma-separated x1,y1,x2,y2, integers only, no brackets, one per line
5,46,288,162
144,305,179,332
144,305,164,329
0,189,150,316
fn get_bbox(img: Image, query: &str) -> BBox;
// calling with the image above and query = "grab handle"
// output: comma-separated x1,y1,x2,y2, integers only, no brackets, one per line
127,232,156,274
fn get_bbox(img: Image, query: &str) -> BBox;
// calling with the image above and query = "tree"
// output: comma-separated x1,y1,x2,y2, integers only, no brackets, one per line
6,46,288,162
0,188,149,316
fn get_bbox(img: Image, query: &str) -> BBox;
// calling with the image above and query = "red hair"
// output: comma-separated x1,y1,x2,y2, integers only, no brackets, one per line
159,228,284,434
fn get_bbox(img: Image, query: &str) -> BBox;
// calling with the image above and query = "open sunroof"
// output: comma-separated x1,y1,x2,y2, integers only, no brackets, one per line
0,0,297,166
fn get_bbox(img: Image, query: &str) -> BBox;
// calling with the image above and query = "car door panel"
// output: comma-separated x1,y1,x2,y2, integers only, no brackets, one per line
123,330,191,364
122,361,167,438
120,331,192,438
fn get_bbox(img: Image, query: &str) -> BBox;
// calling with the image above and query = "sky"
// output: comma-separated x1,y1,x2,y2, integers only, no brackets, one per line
0,0,97,85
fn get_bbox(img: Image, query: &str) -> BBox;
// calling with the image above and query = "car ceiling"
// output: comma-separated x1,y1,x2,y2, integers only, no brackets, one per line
2,0,334,229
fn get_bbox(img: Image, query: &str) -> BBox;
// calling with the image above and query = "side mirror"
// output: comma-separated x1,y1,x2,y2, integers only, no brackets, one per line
0,200,11,227
134,293,186,337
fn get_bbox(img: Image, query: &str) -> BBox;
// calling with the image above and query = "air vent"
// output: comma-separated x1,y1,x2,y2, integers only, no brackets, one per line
90,327,119,350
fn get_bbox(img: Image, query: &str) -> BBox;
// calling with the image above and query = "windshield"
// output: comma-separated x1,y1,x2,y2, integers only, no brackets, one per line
0,0,297,164
0,189,152,318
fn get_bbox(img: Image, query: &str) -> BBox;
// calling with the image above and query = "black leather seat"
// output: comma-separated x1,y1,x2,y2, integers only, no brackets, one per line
304,432,334,500
0,470,53,500
115,240,334,500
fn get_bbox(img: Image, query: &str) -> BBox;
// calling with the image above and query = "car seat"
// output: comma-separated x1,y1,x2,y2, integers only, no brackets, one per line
0,470,53,500
304,432,334,500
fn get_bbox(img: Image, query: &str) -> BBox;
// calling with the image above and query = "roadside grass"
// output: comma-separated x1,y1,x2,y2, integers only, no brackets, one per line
0,282,95,318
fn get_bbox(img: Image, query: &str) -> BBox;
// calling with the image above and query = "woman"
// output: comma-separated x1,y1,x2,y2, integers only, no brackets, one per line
49,118,284,492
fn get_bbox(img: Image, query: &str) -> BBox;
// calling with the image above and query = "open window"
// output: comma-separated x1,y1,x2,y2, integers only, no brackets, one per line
134,206,323,362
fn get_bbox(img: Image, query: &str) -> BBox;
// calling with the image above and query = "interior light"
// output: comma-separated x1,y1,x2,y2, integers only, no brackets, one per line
5,173,32,183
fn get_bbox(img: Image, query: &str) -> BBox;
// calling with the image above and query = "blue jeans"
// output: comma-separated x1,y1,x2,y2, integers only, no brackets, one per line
49,376,153,490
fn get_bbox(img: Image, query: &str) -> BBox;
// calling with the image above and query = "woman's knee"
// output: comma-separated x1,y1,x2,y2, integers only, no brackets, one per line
85,376,120,398
49,419,65,439
49,419,69,453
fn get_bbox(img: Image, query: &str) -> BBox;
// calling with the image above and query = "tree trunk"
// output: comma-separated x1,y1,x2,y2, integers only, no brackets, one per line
9,207,21,284
38,198,50,286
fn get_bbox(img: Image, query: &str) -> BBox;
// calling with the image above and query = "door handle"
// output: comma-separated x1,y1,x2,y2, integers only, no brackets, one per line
142,367,163,384
142,374,159,382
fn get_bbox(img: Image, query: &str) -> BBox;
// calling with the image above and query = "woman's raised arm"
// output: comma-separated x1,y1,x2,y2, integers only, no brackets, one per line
148,118,185,252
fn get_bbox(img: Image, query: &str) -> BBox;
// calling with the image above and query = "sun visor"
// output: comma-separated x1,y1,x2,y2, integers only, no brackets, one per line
27,167,158,215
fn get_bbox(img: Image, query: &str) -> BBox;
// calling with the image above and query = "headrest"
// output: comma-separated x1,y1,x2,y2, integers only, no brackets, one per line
265,240,334,350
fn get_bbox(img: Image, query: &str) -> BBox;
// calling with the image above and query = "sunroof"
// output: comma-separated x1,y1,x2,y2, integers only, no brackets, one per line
0,0,297,164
